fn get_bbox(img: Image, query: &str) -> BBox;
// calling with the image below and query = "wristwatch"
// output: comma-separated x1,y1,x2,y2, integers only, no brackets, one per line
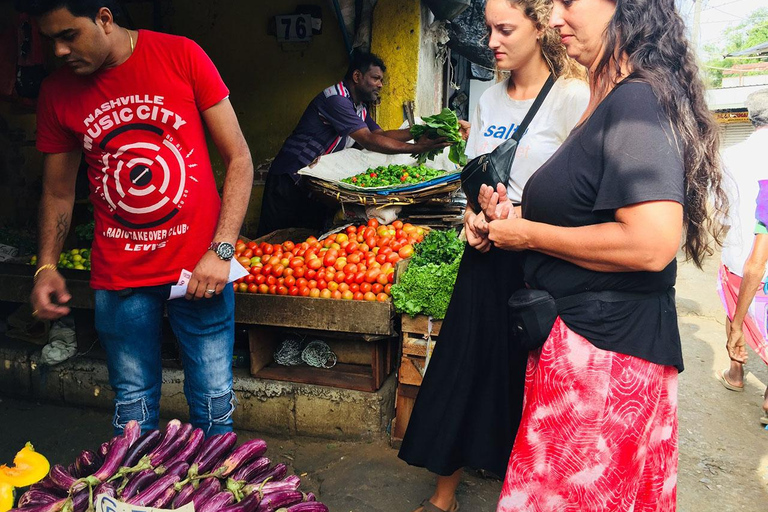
209,241,235,261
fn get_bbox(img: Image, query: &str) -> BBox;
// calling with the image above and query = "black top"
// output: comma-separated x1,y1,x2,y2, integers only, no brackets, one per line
522,80,685,371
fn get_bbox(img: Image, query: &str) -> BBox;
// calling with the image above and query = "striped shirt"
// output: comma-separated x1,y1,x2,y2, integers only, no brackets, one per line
269,81,380,179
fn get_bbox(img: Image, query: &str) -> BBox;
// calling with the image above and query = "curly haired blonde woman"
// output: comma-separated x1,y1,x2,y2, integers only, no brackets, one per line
397,1,588,511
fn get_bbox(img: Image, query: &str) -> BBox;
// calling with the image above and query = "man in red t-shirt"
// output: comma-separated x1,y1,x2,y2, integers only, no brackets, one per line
27,0,253,436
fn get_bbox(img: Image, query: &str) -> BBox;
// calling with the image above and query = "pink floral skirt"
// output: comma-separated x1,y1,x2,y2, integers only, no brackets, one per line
497,318,678,512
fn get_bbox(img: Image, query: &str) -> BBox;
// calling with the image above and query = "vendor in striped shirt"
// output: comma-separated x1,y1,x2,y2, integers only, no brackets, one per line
257,51,449,236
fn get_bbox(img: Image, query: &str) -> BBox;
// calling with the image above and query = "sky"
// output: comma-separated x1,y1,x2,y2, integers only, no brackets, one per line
678,0,767,52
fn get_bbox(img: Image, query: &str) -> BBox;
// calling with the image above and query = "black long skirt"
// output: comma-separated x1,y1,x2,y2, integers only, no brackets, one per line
398,244,528,478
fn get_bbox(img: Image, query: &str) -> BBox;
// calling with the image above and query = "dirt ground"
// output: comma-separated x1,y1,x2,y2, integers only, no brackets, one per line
1,253,767,511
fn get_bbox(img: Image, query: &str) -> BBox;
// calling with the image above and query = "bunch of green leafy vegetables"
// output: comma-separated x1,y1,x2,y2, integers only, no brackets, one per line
410,108,467,167
391,229,464,319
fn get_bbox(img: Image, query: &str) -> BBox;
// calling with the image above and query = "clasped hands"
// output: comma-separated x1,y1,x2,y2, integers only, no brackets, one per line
465,184,529,253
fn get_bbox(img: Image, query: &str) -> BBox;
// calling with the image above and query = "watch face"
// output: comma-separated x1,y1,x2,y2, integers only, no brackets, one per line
217,242,235,260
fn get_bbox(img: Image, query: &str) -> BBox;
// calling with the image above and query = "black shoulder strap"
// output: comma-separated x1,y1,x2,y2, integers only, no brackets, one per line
510,74,555,143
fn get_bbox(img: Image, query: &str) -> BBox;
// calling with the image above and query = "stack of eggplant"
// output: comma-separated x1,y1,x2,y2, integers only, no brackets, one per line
11,420,327,512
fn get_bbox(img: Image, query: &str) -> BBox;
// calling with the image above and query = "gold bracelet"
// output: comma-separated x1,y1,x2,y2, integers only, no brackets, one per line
33,264,58,283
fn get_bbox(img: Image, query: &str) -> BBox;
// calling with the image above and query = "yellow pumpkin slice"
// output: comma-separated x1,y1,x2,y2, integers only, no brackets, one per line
0,443,50,488
0,481,14,512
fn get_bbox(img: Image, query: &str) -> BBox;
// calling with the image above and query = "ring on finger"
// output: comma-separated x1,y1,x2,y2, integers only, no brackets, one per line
205,288,216,295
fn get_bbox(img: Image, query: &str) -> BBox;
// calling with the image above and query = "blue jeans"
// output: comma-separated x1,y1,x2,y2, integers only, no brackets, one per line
95,285,236,436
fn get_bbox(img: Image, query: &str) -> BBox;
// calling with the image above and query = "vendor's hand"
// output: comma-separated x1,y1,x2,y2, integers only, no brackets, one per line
465,210,491,253
458,120,471,141
487,217,531,252
412,134,451,154
30,269,71,320
727,324,749,364
187,251,230,300
478,183,513,221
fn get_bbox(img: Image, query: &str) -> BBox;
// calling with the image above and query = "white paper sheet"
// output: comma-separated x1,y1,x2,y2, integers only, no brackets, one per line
95,494,194,512
168,260,249,300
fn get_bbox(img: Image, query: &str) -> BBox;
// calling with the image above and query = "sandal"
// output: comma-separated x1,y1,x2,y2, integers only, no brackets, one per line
717,368,744,392
413,498,460,512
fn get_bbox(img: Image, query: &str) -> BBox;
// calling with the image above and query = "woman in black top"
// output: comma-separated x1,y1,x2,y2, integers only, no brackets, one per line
473,0,726,510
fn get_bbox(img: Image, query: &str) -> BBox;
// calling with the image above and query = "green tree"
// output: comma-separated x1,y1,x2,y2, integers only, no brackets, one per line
703,7,768,87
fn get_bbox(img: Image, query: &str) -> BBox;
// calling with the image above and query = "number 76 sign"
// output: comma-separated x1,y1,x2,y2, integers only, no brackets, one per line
275,14,312,42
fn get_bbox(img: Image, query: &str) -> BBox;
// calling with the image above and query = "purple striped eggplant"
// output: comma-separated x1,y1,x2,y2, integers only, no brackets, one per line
197,491,235,512
69,490,89,512
74,450,102,478
126,474,180,506
98,441,110,459
162,461,189,479
231,457,271,483
17,489,60,508
243,475,299,497
67,463,80,479
304,493,315,502
83,436,130,486
196,431,237,475
93,482,116,499
157,428,204,471
48,465,77,491
123,429,161,468
249,464,287,486
280,503,328,512
150,487,176,509
214,439,267,477
10,490,88,512
254,490,302,512
149,423,192,467
189,477,222,510
219,491,261,512
192,433,222,466
170,482,196,509
123,420,141,447
119,469,156,499
28,477,66,497
146,420,182,462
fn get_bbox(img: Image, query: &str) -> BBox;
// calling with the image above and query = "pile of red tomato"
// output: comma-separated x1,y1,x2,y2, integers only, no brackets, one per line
233,219,425,301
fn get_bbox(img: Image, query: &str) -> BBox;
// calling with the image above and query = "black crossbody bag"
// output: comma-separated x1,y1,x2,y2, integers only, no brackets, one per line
461,74,555,213
508,289,667,351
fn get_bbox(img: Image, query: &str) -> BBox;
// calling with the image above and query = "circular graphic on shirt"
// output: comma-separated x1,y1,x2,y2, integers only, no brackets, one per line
97,123,189,229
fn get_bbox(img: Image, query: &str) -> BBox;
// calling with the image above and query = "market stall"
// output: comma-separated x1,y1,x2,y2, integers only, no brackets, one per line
1,420,330,512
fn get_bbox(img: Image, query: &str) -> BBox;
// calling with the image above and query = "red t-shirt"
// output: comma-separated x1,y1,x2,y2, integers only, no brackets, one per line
36,30,229,290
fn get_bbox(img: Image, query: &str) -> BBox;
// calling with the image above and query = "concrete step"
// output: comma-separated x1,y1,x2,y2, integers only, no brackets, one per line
0,338,396,441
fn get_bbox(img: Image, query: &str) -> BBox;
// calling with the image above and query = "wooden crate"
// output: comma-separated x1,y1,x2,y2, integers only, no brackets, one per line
398,314,442,386
391,382,419,444
391,314,443,443
248,326,397,392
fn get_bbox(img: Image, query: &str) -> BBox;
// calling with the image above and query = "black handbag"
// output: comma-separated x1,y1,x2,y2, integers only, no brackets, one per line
461,74,555,213
508,288,662,351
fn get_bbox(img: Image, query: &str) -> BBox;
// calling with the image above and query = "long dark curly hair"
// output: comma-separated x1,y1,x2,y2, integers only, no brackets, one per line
594,0,726,268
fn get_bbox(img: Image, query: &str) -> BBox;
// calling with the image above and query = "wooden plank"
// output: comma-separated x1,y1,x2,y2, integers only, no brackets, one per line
234,294,394,335
392,383,420,441
248,327,278,376
398,354,426,386
325,339,373,365
255,362,375,392
401,314,442,336
402,333,429,357
0,264,394,336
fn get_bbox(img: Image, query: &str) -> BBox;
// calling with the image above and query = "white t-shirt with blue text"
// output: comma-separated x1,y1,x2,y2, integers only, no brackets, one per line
465,76,589,202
